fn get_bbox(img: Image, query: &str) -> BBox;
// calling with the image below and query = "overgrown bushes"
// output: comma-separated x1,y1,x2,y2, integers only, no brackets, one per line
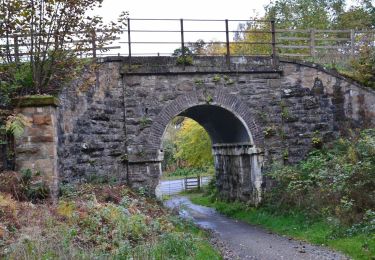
265,129,375,231
0,184,220,259
0,169,50,202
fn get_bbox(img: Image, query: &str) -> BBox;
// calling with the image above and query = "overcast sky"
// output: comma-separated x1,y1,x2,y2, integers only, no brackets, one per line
97,0,270,20
92,0,272,56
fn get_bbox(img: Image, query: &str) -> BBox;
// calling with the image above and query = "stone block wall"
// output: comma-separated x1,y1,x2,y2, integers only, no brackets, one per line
57,62,127,184
16,56,371,202
14,101,59,196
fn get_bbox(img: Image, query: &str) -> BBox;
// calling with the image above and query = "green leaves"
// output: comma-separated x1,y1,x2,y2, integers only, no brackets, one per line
4,113,31,138
175,118,214,169
0,0,128,94
266,129,375,227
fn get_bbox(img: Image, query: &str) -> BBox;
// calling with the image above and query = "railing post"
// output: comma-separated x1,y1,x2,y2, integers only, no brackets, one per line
350,29,355,57
270,20,277,68
225,19,230,69
13,35,19,64
310,29,316,58
91,30,97,58
180,18,185,69
127,18,132,67
197,175,201,190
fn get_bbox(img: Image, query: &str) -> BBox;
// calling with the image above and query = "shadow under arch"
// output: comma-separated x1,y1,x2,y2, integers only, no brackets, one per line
148,90,264,155
164,104,251,146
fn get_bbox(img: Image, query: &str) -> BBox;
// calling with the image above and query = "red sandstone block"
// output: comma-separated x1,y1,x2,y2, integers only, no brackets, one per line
30,135,54,143
33,114,52,125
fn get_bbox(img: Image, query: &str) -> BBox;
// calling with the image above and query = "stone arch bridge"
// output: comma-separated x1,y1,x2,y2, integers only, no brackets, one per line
14,56,375,203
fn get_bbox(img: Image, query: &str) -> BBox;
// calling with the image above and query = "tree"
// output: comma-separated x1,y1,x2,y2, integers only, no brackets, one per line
334,2,375,30
174,118,213,169
231,20,272,56
264,0,336,29
0,0,127,95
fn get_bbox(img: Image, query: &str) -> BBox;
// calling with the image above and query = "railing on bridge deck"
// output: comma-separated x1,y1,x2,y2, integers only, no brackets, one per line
1,18,374,69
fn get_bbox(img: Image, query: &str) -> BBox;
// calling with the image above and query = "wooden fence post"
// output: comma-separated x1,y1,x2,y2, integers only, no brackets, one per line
13,35,19,64
310,29,316,58
271,20,277,67
350,29,355,57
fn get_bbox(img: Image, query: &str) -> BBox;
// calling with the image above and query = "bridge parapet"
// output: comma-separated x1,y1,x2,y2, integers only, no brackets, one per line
101,56,281,75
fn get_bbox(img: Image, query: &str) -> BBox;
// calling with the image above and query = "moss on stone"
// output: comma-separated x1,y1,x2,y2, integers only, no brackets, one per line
11,95,59,108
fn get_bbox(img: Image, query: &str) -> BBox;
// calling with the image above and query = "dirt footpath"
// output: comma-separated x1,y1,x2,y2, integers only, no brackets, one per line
165,196,350,260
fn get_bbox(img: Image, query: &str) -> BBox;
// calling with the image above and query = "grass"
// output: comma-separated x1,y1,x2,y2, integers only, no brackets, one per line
188,192,375,260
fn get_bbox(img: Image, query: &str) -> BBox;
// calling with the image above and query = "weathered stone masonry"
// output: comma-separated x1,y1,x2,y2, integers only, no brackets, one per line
13,96,60,196
13,56,375,203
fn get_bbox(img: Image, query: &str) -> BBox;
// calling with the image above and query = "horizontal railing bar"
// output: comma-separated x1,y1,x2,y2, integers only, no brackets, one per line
277,45,352,50
275,29,311,33
129,18,271,22
0,30,123,38
127,30,272,34
314,37,350,41
315,45,351,49
277,37,310,41
277,45,310,49
6,46,120,56
0,38,120,48
315,29,351,33
279,53,311,57
119,41,272,45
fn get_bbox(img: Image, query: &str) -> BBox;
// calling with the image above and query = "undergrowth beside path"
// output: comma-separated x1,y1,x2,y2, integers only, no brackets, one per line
189,192,374,260
0,184,221,259
189,129,375,260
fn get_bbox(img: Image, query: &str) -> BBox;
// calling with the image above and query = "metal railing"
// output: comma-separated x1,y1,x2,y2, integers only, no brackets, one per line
1,18,374,69
122,18,277,67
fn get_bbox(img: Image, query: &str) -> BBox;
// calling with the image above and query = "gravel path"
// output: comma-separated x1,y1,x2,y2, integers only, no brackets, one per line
165,196,350,260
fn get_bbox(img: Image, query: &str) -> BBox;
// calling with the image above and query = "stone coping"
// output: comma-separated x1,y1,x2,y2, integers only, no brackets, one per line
12,95,59,108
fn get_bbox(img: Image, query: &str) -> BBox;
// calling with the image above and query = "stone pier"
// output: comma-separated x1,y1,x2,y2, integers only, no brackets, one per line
213,143,264,204
13,96,60,197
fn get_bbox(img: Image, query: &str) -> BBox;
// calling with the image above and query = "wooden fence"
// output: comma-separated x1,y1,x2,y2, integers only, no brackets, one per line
275,29,374,65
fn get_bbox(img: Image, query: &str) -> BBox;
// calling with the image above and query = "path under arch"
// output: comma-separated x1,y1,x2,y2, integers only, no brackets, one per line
166,196,348,260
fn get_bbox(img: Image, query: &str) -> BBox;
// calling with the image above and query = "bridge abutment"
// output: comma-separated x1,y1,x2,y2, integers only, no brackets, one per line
127,162,162,195
213,144,264,204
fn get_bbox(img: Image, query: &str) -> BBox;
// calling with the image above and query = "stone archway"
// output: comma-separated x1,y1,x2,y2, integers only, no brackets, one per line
136,91,264,204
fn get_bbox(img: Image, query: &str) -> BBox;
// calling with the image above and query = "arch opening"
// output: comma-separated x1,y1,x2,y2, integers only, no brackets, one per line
177,105,251,145
155,104,263,204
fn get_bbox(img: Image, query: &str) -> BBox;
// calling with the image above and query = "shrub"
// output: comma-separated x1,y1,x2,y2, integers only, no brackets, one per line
0,169,50,202
265,129,375,228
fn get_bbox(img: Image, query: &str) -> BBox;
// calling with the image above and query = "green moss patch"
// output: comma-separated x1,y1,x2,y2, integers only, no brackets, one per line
11,95,59,107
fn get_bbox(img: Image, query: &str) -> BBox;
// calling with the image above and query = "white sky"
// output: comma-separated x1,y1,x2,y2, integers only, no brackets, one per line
97,0,270,20
93,0,272,56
